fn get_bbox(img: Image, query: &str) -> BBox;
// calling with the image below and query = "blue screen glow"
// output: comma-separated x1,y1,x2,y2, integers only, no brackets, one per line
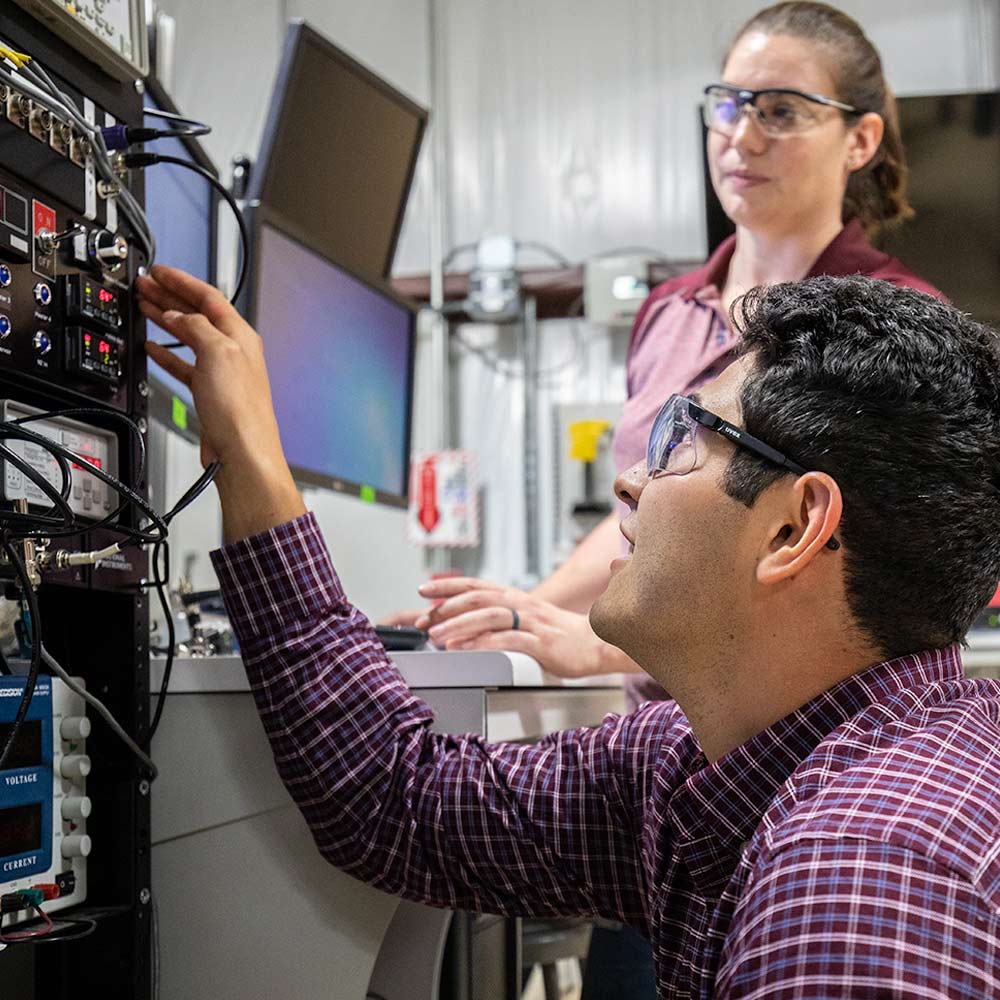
142,92,215,411
253,224,413,499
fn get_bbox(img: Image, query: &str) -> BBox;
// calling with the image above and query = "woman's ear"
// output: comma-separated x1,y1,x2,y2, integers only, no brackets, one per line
847,112,884,172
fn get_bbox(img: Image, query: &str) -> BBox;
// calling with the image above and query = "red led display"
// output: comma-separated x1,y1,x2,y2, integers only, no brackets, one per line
98,288,114,303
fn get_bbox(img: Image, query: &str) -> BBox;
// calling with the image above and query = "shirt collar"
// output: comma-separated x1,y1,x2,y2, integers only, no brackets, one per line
676,218,878,303
666,644,965,898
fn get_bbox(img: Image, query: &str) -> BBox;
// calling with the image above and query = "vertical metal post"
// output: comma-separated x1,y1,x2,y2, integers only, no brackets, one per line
427,0,452,573
522,295,540,580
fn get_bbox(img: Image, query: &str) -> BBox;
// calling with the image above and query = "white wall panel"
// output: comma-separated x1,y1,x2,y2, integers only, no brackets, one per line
439,0,997,267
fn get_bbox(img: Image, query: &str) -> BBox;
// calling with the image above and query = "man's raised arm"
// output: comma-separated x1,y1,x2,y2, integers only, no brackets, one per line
137,265,656,923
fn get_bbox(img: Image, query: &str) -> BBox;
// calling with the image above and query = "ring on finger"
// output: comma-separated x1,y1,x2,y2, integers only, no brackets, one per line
511,609,520,631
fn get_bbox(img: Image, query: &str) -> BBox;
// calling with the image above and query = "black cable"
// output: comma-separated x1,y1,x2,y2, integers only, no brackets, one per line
0,407,155,542
124,153,249,305
0,423,73,500
145,461,219,741
163,461,220,525
517,239,572,269
0,409,215,755
0,418,159,538
0,442,74,531
143,107,210,132
8,407,155,541
147,539,173,741
442,242,477,270
11,406,148,485
0,534,42,774
13,432,167,545
0,406,213,548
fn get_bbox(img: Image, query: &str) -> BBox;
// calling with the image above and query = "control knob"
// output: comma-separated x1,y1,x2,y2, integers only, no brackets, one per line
60,716,91,740
61,796,92,820
88,229,128,271
33,282,52,307
61,835,92,858
60,754,91,780
0,314,10,338
0,264,11,287
32,331,51,355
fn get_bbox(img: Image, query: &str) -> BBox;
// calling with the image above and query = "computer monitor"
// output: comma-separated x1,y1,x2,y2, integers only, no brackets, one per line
248,214,416,507
881,92,1000,326
701,91,1000,324
141,78,219,437
248,20,427,284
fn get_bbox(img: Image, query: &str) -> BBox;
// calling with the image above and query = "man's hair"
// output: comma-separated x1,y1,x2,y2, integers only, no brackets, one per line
723,275,1000,658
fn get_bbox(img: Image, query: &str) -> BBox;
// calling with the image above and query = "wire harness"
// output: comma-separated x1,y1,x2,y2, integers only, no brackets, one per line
0,407,220,779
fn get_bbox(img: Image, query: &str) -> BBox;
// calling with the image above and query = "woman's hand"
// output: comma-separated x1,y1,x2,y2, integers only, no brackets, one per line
414,578,637,678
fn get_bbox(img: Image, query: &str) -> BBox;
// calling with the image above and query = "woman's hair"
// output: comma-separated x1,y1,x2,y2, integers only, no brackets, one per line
727,2,914,237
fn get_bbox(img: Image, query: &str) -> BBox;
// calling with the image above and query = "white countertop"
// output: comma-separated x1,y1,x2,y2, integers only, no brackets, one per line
150,650,625,694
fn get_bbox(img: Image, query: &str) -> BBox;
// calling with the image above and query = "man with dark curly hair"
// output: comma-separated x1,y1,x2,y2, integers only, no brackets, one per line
141,264,1000,999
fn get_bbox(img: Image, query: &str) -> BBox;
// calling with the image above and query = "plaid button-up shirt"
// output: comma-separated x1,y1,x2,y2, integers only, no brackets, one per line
212,512,1000,999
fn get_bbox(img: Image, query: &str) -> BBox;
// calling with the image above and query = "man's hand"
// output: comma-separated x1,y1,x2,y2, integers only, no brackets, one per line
413,578,639,678
137,265,306,543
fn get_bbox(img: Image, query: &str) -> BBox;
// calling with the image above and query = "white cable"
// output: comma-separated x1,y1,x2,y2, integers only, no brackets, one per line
64,541,122,567
40,645,157,779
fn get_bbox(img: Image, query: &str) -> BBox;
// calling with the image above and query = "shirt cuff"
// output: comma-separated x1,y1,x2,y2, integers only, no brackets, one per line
210,510,346,645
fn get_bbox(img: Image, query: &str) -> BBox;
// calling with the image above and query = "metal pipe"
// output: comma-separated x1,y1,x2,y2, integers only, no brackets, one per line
427,0,452,572
522,294,540,580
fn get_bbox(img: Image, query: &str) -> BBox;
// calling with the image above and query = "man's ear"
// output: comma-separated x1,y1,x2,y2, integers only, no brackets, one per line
756,472,843,585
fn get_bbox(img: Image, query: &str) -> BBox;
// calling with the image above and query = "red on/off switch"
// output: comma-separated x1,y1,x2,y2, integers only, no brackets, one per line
33,200,56,238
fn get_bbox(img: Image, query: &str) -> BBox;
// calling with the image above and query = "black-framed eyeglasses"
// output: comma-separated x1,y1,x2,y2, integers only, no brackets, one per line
702,84,868,139
646,393,840,550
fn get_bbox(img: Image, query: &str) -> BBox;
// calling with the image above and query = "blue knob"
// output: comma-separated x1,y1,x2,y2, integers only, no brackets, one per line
0,315,10,338
0,265,11,288
33,282,52,306
33,331,51,355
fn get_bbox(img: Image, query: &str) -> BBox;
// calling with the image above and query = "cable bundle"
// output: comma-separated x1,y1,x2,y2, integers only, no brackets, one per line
0,41,156,266
0,404,219,778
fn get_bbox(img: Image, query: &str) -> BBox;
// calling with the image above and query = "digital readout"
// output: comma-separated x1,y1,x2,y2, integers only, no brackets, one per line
0,803,42,858
80,330,121,377
0,720,42,771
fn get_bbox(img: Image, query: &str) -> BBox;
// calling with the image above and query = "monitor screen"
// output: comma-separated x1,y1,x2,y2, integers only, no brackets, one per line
252,222,415,504
249,21,427,283
142,87,217,414
882,92,1000,326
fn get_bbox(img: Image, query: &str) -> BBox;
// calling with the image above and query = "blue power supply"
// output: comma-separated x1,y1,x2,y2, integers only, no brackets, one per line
0,677,55,880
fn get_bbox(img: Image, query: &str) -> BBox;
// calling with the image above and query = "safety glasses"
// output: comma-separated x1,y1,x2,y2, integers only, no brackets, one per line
645,393,840,550
702,84,867,139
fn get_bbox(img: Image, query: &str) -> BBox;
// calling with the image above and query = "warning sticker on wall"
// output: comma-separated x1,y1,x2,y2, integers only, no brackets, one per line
406,450,479,547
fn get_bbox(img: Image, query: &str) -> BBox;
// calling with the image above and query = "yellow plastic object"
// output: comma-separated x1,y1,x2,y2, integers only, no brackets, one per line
569,420,612,463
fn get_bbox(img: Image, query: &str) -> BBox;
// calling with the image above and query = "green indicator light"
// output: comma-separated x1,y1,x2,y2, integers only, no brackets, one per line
171,395,188,431
360,485,376,504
